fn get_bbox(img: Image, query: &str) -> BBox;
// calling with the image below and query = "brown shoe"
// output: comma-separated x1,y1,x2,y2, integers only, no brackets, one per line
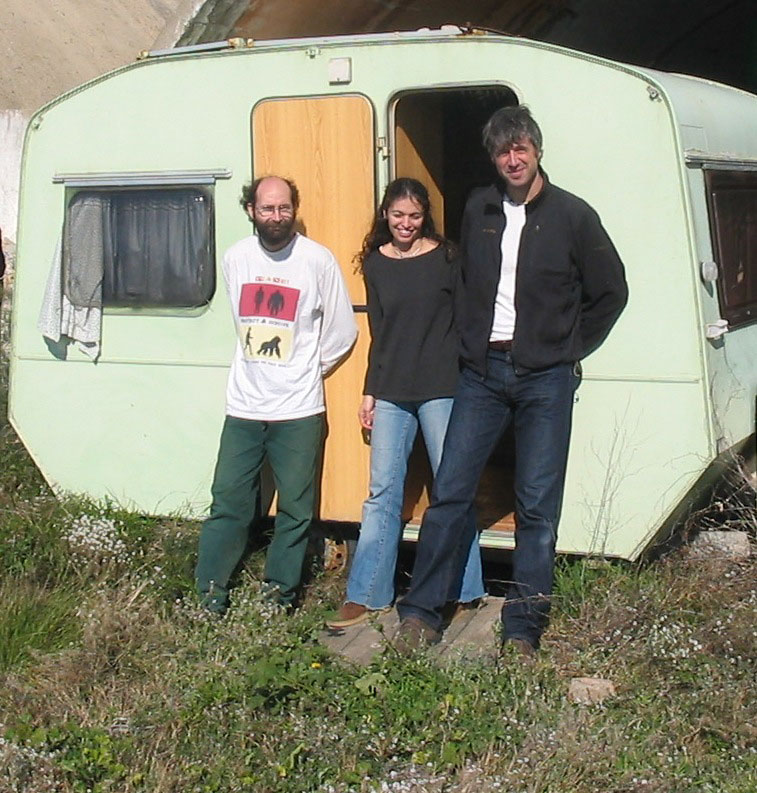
325,601,390,629
393,616,441,655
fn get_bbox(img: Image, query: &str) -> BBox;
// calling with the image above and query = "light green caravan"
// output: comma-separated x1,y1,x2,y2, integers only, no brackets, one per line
9,28,757,560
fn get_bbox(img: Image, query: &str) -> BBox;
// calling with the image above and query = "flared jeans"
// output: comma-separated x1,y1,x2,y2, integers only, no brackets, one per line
346,397,486,610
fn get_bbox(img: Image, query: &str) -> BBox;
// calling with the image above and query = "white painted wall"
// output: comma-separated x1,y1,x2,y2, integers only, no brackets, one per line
0,110,27,243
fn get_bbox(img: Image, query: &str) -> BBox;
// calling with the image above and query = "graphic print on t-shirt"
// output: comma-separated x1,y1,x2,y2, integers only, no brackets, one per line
238,281,300,363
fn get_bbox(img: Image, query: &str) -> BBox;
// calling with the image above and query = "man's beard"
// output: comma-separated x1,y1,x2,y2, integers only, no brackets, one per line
254,217,295,249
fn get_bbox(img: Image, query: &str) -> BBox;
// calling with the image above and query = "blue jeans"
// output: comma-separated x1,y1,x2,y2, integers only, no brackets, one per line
346,398,485,610
397,352,580,646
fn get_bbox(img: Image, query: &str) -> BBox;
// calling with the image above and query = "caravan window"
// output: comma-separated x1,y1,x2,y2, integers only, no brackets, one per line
705,169,757,328
64,187,215,309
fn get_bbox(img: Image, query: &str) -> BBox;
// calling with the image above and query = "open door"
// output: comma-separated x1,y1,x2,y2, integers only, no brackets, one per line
252,95,375,520
392,86,519,540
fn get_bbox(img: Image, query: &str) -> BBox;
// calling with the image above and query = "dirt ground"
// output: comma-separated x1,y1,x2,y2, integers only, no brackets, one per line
1,0,187,112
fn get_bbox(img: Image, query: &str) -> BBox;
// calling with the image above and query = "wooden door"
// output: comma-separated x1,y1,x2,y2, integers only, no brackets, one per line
252,95,374,520
394,94,445,233
393,95,444,524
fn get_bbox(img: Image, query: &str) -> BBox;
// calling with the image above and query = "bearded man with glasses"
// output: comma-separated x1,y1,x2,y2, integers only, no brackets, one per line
196,175,357,613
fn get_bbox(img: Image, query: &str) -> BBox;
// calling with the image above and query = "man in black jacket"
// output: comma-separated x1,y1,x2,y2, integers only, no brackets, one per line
395,105,628,655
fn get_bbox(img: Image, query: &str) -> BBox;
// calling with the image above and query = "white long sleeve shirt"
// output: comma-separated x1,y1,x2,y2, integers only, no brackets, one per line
222,232,357,421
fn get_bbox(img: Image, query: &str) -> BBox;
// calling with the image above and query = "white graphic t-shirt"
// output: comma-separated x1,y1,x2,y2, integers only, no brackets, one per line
222,233,357,421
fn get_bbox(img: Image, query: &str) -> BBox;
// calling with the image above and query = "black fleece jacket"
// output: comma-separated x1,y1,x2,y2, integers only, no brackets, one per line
459,175,628,375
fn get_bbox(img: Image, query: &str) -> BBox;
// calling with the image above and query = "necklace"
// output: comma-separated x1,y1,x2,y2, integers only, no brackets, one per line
392,239,424,259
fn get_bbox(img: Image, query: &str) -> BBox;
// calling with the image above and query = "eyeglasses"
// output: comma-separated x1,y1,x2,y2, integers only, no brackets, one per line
256,204,294,217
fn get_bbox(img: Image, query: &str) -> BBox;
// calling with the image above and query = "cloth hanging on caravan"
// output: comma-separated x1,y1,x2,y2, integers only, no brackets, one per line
38,193,107,360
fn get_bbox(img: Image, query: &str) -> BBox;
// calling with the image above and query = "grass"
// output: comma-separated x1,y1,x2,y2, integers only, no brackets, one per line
0,581,79,673
0,369,755,792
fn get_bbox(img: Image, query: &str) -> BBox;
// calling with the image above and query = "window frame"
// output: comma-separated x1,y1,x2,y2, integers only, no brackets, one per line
703,167,757,329
55,169,229,316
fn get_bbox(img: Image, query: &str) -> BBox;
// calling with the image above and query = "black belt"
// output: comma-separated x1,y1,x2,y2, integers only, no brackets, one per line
488,340,513,352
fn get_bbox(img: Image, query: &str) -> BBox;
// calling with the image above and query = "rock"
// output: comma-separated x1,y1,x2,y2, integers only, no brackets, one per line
568,676,616,705
689,530,751,560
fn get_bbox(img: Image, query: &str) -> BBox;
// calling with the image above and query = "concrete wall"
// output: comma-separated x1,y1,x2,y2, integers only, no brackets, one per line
1,0,191,244
1,0,189,113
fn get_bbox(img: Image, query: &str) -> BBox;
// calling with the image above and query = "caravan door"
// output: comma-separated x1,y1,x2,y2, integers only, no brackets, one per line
252,95,374,521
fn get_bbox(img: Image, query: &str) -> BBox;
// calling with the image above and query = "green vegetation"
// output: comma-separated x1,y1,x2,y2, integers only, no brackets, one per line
0,371,755,792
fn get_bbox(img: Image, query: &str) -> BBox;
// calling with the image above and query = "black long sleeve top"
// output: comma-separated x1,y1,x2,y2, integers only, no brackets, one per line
362,245,461,401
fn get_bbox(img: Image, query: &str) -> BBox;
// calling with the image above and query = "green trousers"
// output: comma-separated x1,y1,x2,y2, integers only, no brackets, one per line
196,413,324,611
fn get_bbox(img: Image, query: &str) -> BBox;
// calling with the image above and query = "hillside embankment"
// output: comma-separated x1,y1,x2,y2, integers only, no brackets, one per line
1,0,190,241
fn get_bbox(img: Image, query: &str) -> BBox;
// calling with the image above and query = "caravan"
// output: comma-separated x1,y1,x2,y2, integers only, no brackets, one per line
8,27,757,559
